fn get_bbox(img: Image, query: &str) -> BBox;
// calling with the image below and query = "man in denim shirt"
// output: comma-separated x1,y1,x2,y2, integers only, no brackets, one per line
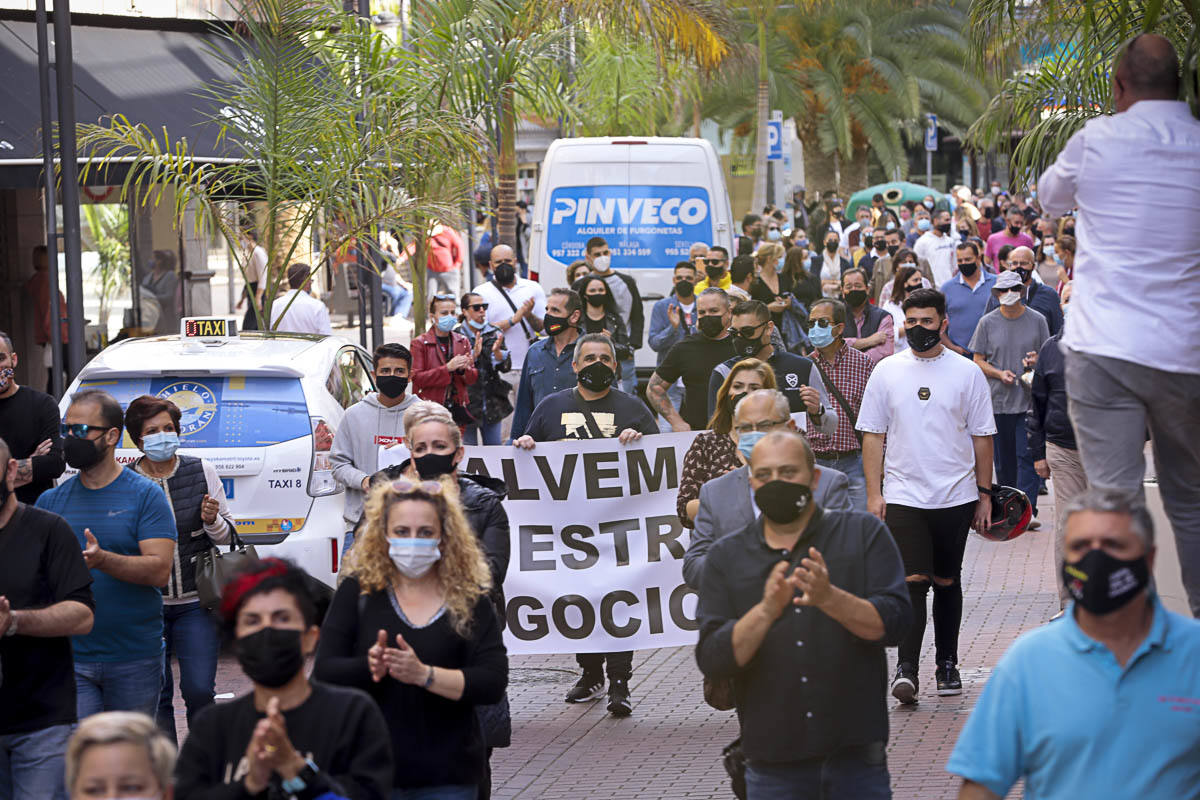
648,261,699,432
510,288,583,441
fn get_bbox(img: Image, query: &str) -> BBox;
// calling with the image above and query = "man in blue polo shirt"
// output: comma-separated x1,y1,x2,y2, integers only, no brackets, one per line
940,241,995,358
947,488,1200,800
36,389,176,719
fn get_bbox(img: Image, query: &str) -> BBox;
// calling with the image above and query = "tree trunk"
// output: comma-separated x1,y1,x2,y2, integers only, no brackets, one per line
410,214,429,334
799,128,838,197
844,148,871,196
692,99,701,137
750,17,769,214
497,85,518,248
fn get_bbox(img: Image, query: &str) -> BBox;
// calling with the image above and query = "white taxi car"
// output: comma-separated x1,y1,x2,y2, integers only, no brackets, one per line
59,318,376,588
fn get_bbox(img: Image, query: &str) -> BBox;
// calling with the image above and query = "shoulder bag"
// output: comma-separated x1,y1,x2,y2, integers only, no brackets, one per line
809,357,863,446
492,279,538,346
195,530,258,611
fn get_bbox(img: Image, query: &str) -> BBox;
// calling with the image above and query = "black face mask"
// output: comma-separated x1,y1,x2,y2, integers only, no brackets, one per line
824,241,839,254
1007,224,1021,236
376,375,408,399
697,315,725,339
64,435,107,471
493,263,516,285
414,451,457,479
732,334,764,359
577,361,615,392
236,627,304,688
862,235,873,247
936,222,953,234
1012,268,1032,284
585,293,608,308
875,241,887,252
844,289,867,308
705,265,725,281
886,245,899,257
543,312,572,337
957,261,978,277
1062,548,1149,615
728,391,748,413
905,323,941,353
754,480,813,524
675,279,695,298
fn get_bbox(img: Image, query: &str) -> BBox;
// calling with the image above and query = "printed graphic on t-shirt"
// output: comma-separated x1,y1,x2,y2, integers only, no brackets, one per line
561,412,616,439
375,435,404,446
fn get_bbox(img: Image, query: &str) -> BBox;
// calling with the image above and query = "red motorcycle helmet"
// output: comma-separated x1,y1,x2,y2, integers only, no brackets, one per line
977,484,1033,542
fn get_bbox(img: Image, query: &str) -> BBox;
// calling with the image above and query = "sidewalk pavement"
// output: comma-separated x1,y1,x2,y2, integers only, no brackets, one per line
184,494,1059,799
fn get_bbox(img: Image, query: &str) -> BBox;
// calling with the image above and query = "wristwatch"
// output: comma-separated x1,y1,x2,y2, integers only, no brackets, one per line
423,665,435,689
280,759,319,795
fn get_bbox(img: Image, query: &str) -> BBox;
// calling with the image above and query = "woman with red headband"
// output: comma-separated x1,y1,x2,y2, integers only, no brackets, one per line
174,558,392,799
315,477,508,800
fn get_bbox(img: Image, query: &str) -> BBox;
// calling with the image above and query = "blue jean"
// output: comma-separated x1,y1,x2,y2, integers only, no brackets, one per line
157,601,219,745
381,283,412,318
619,357,637,395
465,420,502,446
75,655,163,720
343,527,356,558
993,413,1039,516
815,452,867,511
391,786,477,800
746,745,891,800
0,723,73,800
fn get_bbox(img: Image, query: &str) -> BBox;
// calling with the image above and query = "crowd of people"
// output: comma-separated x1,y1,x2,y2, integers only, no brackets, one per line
1,32,1199,800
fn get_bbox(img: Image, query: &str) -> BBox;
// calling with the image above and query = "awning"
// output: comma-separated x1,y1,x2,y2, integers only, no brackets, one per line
0,20,238,187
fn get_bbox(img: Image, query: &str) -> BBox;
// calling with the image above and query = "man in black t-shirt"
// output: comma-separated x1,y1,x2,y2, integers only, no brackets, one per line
706,300,840,440
0,436,94,800
0,331,65,503
646,288,735,431
515,334,657,445
514,334,655,716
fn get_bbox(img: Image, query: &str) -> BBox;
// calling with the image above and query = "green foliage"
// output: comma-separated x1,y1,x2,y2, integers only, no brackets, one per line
570,33,698,136
82,203,130,329
966,0,1199,186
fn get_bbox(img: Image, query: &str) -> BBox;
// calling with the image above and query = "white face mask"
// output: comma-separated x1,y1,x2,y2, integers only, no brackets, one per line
998,290,1022,306
388,538,441,578
592,255,611,272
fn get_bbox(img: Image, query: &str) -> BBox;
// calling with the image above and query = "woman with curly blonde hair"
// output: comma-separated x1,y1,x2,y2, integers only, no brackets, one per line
675,358,776,527
315,477,507,800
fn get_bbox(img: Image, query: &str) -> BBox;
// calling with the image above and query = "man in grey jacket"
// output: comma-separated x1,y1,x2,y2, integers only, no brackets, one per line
684,390,851,590
330,342,419,553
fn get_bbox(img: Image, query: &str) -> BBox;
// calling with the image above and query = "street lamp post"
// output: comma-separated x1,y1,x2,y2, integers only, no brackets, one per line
34,0,63,397
52,0,85,379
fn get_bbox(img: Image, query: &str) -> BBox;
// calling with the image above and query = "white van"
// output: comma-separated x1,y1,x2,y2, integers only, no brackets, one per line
528,137,735,373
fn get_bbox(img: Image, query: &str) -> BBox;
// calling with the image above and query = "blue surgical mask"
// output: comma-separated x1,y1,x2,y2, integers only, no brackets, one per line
767,229,782,242
738,431,767,461
917,218,932,232
923,200,934,210
388,538,442,578
776,256,786,273
436,315,456,333
886,221,896,231
467,318,486,330
142,431,181,463
1052,252,1063,266
808,323,835,348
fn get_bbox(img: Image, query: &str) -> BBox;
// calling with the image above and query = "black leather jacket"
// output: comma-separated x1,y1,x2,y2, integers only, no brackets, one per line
1026,334,1076,460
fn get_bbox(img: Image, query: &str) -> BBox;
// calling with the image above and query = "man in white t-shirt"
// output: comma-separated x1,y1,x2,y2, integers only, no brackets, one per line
472,244,546,438
913,210,959,286
270,263,333,335
857,287,996,706
1039,34,1200,617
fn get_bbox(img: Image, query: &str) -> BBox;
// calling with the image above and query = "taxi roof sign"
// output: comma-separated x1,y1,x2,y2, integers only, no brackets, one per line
181,317,239,341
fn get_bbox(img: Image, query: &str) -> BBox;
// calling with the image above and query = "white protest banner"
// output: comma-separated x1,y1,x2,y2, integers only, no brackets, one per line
380,433,700,655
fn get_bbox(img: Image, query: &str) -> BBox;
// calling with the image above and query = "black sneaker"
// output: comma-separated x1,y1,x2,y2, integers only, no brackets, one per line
935,661,962,696
607,678,632,716
891,662,918,705
564,671,605,703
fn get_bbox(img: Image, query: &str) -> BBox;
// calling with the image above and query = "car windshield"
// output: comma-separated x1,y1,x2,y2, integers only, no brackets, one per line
79,376,310,448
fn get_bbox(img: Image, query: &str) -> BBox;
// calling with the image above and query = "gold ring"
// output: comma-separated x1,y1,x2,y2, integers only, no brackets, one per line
263,745,277,754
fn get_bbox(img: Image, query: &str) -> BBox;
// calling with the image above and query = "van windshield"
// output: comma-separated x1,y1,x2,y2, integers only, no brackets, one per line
78,376,310,448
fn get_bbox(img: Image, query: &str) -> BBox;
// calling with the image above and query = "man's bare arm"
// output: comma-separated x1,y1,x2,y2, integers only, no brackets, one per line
958,780,1001,800
10,601,93,637
647,373,690,432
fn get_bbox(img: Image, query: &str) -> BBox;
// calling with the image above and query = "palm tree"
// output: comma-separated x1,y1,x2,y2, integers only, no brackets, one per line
78,0,485,331
966,0,1199,187
416,0,732,250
